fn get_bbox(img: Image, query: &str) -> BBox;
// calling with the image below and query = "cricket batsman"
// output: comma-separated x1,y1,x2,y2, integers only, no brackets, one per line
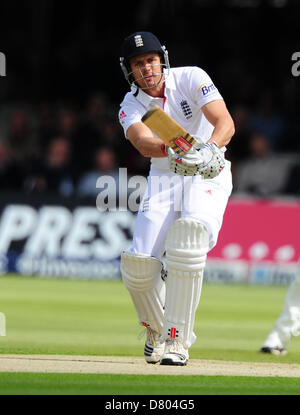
118,31,235,366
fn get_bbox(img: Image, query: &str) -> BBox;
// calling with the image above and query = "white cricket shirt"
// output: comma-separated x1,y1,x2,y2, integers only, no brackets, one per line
119,66,224,170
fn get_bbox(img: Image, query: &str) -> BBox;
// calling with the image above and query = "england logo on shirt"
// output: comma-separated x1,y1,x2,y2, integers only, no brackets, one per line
180,100,192,119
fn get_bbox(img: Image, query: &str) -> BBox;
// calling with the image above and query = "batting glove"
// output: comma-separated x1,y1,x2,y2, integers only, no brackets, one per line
196,142,225,179
168,141,225,179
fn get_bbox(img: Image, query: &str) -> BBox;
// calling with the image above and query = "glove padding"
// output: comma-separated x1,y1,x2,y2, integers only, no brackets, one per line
168,142,225,178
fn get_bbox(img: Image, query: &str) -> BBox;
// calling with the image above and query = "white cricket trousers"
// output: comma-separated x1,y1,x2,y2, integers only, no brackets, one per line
131,160,233,258
268,271,300,346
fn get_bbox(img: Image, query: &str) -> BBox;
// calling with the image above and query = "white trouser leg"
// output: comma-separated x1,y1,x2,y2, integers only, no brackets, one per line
121,251,165,334
266,275,300,348
161,217,209,349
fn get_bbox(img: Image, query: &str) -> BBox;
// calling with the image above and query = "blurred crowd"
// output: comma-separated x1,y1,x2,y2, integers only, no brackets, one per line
0,1,299,200
0,82,299,200
0,92,150,199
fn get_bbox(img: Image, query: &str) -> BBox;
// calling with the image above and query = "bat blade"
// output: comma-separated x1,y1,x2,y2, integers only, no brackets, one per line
141,105,196,157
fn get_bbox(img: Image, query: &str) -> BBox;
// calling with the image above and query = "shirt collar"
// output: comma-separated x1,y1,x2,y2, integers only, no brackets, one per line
164,68,176,91
134,68,175,107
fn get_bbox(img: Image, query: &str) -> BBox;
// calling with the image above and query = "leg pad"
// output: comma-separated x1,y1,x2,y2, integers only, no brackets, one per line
121,251,165,333
162,218,209,348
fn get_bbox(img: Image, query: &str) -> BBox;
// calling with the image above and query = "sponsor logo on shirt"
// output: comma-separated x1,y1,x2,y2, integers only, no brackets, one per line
197,82,216,96
119,110,127,120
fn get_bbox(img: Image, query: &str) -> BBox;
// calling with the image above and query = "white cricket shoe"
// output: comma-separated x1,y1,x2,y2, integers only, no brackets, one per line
143,327,165,364
160,339,189,366
260,330,288,356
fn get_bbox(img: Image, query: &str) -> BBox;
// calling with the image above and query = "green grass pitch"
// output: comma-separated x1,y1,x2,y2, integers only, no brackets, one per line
0,274,300,395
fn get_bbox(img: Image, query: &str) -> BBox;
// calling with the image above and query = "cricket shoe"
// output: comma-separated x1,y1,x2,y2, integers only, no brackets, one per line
260,330,288,356
142,327,165,364
260,346,287,356
160,339,189,366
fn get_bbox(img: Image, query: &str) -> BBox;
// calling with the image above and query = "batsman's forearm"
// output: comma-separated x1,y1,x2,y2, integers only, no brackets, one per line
129,135,167,158
209,117,235,148
127,121,167,158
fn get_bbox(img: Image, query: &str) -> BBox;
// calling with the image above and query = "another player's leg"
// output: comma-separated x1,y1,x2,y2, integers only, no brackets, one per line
261,273,300,355
160,217,209,366
121,251,166,363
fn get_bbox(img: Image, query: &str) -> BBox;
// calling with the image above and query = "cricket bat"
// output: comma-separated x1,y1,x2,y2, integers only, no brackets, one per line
141,105,196,157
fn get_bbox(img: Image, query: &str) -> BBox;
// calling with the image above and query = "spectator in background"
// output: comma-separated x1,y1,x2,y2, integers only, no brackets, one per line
37,104,78,148
227,105,251,162
6,108,40,173
250,90,287,152
282,153,300,197
102,115,123,151
77,145,120,199
72,93,109,176
0,108,42,190
280,78,300,153
226,105,251,184
56,107,78,141
42,136,75,197
233,132,294,198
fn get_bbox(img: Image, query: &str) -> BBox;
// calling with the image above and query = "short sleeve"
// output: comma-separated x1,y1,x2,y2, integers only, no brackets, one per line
188,67,223,108
118,102,144,138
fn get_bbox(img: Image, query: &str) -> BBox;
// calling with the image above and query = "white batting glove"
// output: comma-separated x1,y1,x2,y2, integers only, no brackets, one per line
168,146,204,176
168,141,225,178
196,142,225,179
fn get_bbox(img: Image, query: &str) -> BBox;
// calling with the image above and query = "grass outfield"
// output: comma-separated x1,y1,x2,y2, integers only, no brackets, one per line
0,373,300,395
0,274,300,395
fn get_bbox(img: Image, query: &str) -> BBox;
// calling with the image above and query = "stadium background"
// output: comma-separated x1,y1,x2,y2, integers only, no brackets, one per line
1,0,300,398
0,0,299,284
